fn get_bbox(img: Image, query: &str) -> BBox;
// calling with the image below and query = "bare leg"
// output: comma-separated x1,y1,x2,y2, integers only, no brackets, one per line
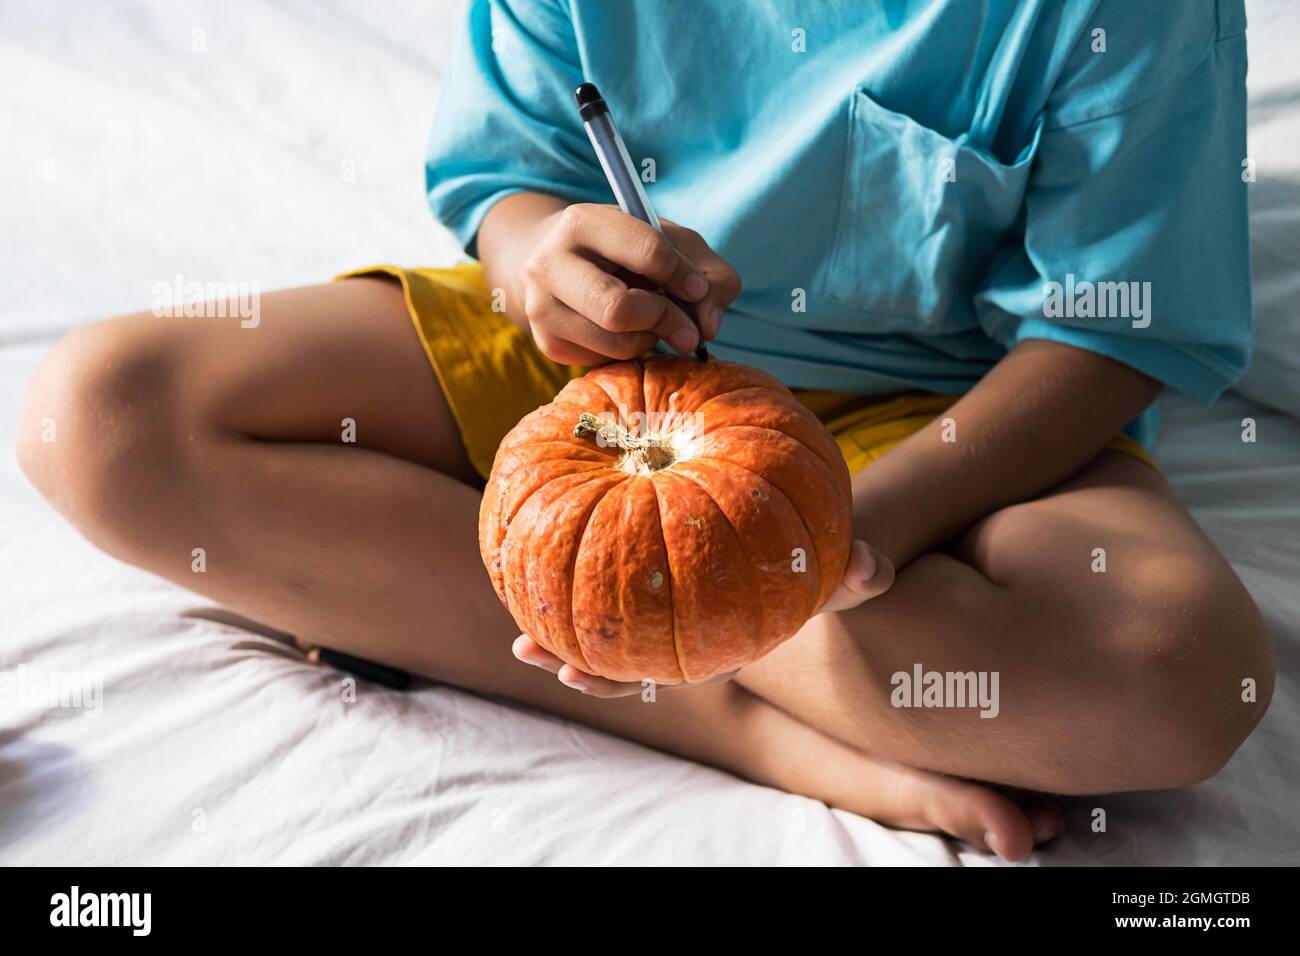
16,279,1054,858
737,452,1274,795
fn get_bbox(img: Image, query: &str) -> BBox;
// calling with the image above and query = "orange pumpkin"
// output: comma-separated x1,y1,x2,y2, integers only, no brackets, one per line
479,355,853,684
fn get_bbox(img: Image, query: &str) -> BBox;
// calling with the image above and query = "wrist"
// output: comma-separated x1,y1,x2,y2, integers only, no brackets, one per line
478,193,568,326
511,205,565,307
851,449,953,570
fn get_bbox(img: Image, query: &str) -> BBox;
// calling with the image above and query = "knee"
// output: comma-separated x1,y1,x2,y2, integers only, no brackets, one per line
1086,554,1274,792
17,319,180,549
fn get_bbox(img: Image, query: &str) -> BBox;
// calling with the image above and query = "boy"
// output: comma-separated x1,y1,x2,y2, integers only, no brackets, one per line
17,1,1272,860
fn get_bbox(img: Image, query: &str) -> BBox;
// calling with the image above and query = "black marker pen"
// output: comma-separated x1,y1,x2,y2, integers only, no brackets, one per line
574,82,709,361
313,647,411,691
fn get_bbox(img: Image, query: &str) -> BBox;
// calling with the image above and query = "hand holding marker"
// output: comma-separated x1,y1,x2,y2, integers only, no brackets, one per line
575,82,709,361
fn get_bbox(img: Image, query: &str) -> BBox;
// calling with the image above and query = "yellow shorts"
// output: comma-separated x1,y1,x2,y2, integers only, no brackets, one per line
336,262,1156,480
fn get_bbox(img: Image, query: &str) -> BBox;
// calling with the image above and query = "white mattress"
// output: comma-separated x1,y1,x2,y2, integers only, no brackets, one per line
2,0,1297,865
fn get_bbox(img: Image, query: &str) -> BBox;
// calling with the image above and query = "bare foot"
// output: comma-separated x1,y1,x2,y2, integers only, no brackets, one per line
819,751,1063,861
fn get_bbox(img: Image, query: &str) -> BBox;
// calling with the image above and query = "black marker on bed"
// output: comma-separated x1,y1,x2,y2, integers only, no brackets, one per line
313,647,411,691
575,82,709,361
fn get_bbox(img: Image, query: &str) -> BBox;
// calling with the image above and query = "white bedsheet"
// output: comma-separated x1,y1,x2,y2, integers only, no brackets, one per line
2,0,1297,865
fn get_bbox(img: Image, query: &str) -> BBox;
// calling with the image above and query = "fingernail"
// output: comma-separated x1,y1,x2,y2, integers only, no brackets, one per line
684,272,708,299
559,677,589,693
668,326,699,354
523,657,548,669
857,543,877,583
985,831,1004,858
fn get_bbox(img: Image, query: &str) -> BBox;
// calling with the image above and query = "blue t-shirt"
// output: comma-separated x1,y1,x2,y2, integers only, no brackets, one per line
425,0,1252,446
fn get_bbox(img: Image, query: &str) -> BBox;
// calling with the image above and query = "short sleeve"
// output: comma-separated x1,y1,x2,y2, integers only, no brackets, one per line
425,0,605,256
975,16,1251,406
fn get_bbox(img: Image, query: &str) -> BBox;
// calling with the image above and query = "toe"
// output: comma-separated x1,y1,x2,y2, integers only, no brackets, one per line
1024,795,1066,845
910,772,1037,862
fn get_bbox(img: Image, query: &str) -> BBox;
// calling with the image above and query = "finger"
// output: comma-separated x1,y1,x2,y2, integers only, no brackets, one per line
526,292,658,363
660,219,743,340
700,302,724,342
556,663,644,699
818,540,896,613
529,321,614,366
543,253,646,333
652,297,703,355
544,252,700,354
561,204,708,304
659,220,742,305
515,636,647,698
512,634,566,675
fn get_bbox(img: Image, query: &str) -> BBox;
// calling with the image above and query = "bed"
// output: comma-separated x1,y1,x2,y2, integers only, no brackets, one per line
2,0,1297,865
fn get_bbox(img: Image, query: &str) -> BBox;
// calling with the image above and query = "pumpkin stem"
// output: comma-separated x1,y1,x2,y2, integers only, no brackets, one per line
574,412,676,473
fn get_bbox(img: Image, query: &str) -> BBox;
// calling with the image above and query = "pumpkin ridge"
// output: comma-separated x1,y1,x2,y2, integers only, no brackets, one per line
687,454,827,607
520,471,628,673
497,464,611,542
696,399,845,477
495,469,616,619
695,425,842,494
649,474,691,683
690,383,793,414
547,394,635,439
499,435,618,464
641,356,792,414
593,359,645,422
670,466,768,666
567,475,630,671
691,441,841,585
498,471,581,665
643,473,685,684
498,403,621,461
492,441,609,469
550,396,607,416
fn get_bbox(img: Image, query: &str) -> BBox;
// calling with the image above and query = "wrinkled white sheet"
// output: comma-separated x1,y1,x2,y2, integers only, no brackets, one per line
1,0,1297,865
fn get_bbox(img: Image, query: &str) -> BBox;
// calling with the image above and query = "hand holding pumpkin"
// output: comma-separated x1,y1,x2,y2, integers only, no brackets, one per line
480,355,887,696
513,538,895,697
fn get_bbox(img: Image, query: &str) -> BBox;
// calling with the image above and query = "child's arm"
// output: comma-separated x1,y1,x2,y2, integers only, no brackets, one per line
852,339,1161,570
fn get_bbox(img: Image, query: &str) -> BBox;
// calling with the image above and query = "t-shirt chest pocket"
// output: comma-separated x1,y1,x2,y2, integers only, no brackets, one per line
817,88,1044,333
